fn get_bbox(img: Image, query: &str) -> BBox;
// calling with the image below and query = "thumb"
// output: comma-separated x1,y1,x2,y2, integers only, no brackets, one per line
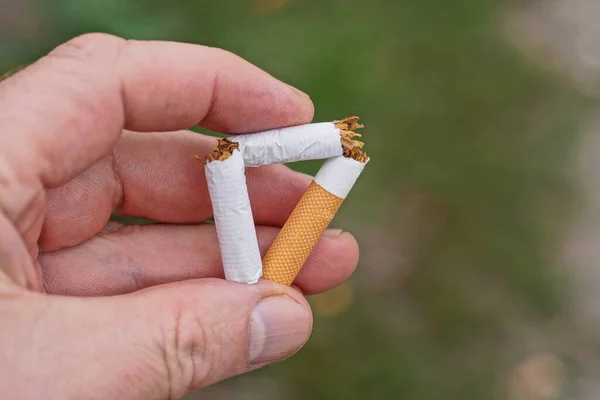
5,279,312,400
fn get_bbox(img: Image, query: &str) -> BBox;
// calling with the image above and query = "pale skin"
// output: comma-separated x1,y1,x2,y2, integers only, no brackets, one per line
0,33,360,399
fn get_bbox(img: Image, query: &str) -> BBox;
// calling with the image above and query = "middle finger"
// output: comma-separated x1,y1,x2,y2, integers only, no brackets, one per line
40,129,312,252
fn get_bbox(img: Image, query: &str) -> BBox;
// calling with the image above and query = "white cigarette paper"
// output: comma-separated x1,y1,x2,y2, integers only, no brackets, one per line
314,155,369,199
205,150,262,284
228,122,343,167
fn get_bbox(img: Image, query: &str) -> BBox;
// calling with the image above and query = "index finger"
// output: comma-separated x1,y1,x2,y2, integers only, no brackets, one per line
0,33,314,221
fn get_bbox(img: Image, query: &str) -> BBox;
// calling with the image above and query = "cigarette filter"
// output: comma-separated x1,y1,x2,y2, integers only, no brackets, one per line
229,117,364,167
262,154,369,286
203,140,262,284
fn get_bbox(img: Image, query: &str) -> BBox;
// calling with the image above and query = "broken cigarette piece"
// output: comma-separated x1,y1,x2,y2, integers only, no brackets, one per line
228,116,364,166
203,140,262,284
262,146,369,286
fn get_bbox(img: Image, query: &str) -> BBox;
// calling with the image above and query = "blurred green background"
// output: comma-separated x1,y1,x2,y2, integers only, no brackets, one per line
2,0,597,398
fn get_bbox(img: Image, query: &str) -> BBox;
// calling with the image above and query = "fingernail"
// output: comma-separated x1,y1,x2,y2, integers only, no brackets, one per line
249,295,311,365
324,229,344,238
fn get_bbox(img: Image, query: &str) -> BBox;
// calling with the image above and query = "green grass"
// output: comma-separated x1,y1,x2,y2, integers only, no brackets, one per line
1,0,591,398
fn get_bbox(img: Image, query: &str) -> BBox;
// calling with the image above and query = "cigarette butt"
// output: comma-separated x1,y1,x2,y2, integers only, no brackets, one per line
262,155,368,286
203,140,262,284
229,116,364,166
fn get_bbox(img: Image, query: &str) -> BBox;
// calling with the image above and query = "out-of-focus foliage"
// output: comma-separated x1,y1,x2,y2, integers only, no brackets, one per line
1,0,591,398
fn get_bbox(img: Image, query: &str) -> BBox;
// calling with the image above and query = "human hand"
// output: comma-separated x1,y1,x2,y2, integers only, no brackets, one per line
0,33,359,399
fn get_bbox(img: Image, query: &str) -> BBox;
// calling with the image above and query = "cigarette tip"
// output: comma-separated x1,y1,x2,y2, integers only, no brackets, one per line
337,116,369,163
335,116,364,131
204,138,240,164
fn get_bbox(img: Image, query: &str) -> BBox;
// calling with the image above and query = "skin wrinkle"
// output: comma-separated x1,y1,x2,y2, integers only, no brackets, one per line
15,190,45,264
40,262,51,294
128,266,149,294
108,148,125,213
175,303,196,400
198,50,235,132
194,310,217,390
160,304,176,400
204,69,220,129
170,295,210,396
0,183,42,289
114,38,131,127
0,157,43,225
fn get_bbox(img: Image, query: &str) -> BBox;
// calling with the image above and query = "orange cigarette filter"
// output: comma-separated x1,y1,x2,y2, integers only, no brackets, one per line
262,181,344,285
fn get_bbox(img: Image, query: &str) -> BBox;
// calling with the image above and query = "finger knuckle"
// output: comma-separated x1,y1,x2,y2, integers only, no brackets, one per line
160,296,220,397
205,46,245,66
49,33,124,63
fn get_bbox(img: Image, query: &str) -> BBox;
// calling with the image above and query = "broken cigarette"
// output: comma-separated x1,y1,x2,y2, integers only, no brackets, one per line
200,116,367,286
202,140,263,284
262,147,369,286
229,117,364,166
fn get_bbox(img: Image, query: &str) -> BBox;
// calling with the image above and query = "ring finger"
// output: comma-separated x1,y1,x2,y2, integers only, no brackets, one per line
39,222,359,296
